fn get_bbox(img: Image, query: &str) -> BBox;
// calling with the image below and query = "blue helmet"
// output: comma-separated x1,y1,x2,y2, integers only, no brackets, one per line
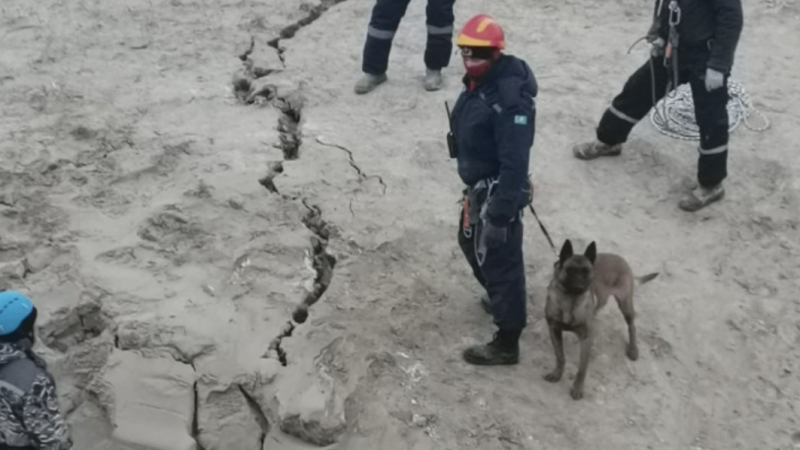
0,291,35,337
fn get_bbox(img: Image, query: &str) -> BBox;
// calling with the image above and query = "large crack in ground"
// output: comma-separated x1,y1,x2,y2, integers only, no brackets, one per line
230,1,352,368
235,0,351,161
265,199,337,366
190,363,206,450
266,0,350,64
238,384,271,448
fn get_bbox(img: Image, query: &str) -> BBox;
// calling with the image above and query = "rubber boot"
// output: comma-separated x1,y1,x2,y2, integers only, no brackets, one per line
462,329,520,365
355,73,388,95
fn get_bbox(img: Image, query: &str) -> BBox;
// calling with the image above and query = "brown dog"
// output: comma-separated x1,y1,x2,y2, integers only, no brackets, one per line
543,239,658,400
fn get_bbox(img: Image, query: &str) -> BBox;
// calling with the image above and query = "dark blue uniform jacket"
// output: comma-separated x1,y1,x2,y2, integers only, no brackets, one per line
651,0,743,73
451,54,537,225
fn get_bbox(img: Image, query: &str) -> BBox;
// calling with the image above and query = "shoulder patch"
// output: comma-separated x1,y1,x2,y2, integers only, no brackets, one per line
514,114,528,125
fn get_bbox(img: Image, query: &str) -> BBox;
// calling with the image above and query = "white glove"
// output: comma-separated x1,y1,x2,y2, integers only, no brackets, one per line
649,37,665,58
705,68,725,92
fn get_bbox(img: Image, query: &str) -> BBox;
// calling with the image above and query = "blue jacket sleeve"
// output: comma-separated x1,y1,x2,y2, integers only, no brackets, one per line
486,86,536,225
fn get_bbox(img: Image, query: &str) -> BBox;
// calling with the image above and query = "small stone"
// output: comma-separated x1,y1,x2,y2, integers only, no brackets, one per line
228,198,244,210
0,260,26,280
24,246,62,274
292,305,308,323
277,379,346,446
411,414,429,427
0,191,16,207
70,172,88,186
245,45,283,79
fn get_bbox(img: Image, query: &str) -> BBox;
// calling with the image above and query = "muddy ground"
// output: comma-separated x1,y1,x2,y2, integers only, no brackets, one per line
1,0,799,449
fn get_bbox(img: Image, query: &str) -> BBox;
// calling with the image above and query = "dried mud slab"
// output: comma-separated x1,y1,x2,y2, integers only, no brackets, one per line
99,350,196,450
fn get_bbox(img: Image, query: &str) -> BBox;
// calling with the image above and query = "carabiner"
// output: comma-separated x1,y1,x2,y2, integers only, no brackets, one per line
668,0,681,26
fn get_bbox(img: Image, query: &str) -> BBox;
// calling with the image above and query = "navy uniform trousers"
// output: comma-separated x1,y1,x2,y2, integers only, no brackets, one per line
596,47,730,188
362,0,456,75
457,200,527,333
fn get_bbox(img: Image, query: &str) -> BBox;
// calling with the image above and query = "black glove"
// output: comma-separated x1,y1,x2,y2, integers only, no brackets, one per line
482,221,508,249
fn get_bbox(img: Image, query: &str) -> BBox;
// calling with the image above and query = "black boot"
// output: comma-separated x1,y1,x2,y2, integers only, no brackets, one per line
462,329,520,365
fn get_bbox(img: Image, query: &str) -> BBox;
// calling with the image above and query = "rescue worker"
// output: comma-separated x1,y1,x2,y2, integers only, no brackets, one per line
450,14,537,365
572,0,743,212
355,0,456,94
0,291,73,450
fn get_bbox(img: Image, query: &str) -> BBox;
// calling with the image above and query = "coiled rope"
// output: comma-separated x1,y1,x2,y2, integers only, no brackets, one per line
649,77,771,141
627,34,771,141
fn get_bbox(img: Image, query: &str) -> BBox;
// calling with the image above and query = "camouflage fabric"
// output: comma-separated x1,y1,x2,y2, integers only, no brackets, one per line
0,342,72,450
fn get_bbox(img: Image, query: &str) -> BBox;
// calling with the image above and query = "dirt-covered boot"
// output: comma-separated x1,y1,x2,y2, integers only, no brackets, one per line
572,140,622,160
423,69,443,91
354,73,388,95
462,330,520,366
678,183,725,212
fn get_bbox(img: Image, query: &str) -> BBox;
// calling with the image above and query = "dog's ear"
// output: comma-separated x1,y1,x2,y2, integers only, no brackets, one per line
584,241,597,265
559,239,573,263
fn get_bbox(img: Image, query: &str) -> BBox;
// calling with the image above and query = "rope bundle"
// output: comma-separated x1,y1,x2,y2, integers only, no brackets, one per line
649,79,771,140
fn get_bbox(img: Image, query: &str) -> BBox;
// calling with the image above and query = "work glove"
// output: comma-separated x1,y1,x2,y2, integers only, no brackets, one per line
648,37,665,58
705,68,725,92
481,221,508,249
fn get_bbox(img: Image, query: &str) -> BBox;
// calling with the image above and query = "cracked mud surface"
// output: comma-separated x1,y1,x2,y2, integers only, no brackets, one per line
2,0,800,449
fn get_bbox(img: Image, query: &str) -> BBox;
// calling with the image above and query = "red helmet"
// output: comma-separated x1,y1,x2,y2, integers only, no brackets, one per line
456,14,505,50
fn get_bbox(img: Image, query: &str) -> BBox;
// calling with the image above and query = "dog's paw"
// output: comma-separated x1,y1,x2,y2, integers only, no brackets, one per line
626,344,639,361
543,370,563,383
570,384,584,400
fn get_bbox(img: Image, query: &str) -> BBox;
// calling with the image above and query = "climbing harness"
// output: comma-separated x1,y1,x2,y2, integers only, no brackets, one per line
630,0,770,141
474,177,499,267
462,176,558,264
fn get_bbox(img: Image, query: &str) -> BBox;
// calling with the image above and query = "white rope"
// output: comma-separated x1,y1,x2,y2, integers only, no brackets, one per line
649,79,771,140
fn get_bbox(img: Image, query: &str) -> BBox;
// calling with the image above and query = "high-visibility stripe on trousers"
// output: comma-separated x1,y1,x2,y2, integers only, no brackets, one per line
362,0,456,75
595,49,730,188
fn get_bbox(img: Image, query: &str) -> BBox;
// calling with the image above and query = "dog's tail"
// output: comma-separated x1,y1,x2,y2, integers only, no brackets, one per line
635,272,659,286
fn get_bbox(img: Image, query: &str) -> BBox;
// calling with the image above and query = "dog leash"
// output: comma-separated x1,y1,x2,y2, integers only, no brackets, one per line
527,203,558,257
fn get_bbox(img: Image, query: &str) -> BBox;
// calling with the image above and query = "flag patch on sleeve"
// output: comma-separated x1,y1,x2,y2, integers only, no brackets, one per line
514,115,528,125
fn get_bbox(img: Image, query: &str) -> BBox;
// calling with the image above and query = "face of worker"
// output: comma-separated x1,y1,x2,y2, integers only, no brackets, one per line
460,46,497,79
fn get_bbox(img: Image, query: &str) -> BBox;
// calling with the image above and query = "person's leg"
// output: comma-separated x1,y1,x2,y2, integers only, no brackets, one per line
457,204,493,313
458,206,487,287
678,66,729,211
357,0,413,94
422,0,456,91
462,217,526,365
574,57,670,160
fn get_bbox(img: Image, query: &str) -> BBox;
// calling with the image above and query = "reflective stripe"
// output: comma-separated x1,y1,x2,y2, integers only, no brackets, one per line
0,379,24,396
367,26,395,39
471,176,498,191
698,144,728,155
427,24,453,35
492,104,502,113
609,105,638,124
